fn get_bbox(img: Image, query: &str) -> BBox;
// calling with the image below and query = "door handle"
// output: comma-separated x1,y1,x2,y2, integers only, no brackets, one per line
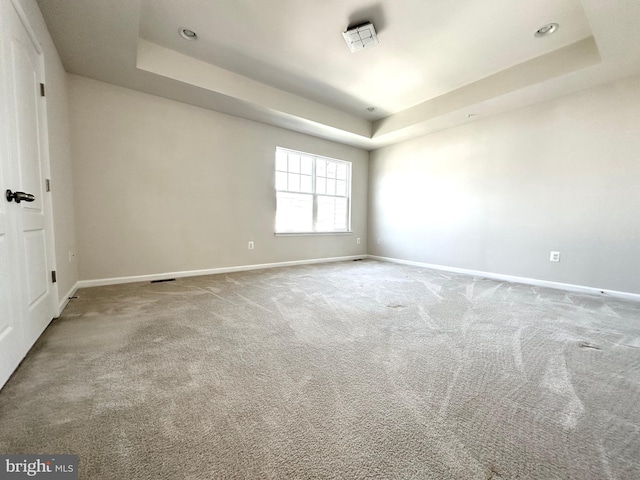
5,189,36,203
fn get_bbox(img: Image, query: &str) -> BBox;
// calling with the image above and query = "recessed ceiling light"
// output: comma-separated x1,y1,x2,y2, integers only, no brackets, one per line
179,28,198,41
534,23,559,38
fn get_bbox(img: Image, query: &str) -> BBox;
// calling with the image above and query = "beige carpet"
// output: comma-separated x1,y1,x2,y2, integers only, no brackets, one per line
1,259,639,479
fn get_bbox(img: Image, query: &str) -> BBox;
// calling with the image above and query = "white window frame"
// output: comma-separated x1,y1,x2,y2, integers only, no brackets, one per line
275,147,352,235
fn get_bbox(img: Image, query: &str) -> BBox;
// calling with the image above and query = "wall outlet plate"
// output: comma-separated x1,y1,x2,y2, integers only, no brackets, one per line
550,251,560,262
248,241,254,250
357,237,361,244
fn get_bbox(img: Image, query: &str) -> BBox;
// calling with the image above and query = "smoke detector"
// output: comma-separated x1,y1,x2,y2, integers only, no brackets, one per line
343,23,379,53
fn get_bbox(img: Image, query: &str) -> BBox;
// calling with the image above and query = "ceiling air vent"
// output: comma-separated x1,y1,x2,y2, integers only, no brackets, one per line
342,22,378,53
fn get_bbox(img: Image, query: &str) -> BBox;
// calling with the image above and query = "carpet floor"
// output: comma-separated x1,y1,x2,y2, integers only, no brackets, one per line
1,259,639,479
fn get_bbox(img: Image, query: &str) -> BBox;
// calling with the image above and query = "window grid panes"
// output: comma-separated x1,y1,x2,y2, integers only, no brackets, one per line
275,147,351,233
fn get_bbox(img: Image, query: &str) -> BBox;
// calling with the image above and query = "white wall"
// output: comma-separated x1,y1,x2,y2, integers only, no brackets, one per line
369,75,640,294
16,0,78,307
68,75,368,282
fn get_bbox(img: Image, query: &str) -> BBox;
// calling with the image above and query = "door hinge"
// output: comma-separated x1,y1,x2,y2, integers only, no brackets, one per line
51,270,57,283
40,83,45,97
45,179,51,192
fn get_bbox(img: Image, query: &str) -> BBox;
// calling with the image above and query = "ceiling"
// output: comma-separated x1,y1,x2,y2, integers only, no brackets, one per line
36,0,640,150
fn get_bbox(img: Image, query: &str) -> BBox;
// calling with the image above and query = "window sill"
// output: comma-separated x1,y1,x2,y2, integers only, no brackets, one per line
275,231,353,237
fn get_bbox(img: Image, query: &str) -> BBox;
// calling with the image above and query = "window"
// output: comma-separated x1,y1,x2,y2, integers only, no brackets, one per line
275,147,351,234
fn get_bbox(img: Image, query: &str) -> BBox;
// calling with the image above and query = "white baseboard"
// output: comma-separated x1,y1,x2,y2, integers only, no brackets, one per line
77,255,366,289
57,281,79,317
368,255,640,302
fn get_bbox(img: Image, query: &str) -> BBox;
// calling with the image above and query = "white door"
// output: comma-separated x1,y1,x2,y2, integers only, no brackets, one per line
0,0,56,388
0,28,23,388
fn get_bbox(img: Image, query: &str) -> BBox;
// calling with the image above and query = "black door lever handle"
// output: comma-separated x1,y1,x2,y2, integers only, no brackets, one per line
6,189,35,203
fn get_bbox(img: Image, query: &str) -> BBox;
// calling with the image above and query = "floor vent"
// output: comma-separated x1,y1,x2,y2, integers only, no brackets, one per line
150,278,176,283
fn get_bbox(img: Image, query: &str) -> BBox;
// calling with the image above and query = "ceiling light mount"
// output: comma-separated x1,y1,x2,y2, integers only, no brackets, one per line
534,23,559,38
179,28,198,41
343,22,379,53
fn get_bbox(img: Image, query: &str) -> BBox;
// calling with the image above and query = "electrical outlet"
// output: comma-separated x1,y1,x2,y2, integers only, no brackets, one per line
549,251,560,262
357,237,361,244
248,241,254,250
